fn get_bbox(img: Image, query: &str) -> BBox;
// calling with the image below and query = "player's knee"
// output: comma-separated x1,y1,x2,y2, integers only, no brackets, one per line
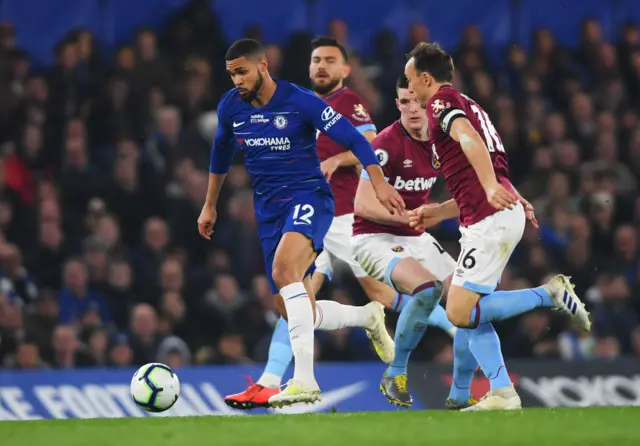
446,304,472,328
271,260,299,290
411,279,444,304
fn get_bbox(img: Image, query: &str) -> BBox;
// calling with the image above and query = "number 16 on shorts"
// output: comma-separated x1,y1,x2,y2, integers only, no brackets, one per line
458,248,477,269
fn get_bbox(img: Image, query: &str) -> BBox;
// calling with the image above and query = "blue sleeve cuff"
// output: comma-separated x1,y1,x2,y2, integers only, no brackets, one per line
356,123,376,134
360,170,389,182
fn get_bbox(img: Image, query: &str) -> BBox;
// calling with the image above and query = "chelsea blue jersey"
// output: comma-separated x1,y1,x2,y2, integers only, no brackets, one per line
209,80,378,222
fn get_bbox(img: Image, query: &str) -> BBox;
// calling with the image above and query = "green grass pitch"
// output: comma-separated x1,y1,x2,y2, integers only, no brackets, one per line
4,407,640,446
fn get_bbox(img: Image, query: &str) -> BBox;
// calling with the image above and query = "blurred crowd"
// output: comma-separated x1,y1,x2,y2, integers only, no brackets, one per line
0,0,639,372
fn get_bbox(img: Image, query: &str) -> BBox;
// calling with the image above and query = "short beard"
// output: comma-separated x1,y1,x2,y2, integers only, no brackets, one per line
240,72,264,102
311,77,341,95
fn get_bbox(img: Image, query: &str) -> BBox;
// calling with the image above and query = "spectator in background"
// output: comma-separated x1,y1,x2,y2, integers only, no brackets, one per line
128,303,162,365
158,291,191,344
109,333,134,367
133,27,172,96
58,135,101,234
0,243,38,306
592,274,639,354
104,259,135,330
51,325,92,368
82,236,111,293
24,290,59,362
216,332,251,365
0,292,23,365
82,326,110,367
58,259,112,327
202,273,246,331
157,335,191,369
558,323,596,361
8,342,47,369
93,213,123,253
504,310,558,358
130,217,169,300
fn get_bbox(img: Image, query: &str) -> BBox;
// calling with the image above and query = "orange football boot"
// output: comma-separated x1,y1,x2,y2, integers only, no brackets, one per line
224,378,281,410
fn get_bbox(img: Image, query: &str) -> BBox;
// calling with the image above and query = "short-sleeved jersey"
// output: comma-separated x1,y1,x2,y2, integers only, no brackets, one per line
353,121,439,237
426,85,513,226
210,80,378,223
317,87,376,216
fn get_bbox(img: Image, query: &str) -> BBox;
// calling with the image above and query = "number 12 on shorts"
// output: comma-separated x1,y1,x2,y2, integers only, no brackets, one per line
293,204,314,225
458,247,477,269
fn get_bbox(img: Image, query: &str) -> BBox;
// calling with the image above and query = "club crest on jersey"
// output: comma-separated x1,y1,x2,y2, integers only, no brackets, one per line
432,155,441,169
273,115,288,129
375,149,389,166
431,99,450,118
352,104,370,122
391,246,404,253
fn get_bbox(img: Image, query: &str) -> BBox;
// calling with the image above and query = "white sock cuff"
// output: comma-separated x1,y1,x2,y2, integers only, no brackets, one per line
280,282,307,300
314,303,324,329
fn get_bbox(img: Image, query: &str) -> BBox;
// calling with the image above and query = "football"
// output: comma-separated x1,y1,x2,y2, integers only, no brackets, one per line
130,363,180,413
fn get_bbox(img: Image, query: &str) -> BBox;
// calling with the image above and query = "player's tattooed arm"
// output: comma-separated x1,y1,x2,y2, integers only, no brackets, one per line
449,118,516,210
354,175,408,225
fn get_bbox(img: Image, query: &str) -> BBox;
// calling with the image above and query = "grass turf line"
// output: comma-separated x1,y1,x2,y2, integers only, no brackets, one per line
3,407,640,446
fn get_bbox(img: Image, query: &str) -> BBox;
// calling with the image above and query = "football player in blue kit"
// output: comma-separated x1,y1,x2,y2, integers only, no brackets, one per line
198,39,405,407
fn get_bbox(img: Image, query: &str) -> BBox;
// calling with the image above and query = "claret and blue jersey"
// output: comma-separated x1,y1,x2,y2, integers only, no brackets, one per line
210,80,379,293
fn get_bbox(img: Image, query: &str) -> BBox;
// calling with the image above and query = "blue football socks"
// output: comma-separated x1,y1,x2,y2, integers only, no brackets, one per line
466,323,511,391
386,281,444,377
448,328,479,403
259,317,292,387
393,293,454,333
469,287,553,326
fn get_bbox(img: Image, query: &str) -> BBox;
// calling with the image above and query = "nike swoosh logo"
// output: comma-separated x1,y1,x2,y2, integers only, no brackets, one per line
233,122,245,128
269,381,368,414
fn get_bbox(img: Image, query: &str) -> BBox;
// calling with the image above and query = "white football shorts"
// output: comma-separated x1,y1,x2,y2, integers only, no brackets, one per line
452,202,526,294
315,213,367,279
350,232,456,286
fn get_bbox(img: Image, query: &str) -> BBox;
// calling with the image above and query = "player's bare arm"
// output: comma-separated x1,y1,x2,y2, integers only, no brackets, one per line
449,118,516,211
354,176,408,225
202,85,235,241
198,173,226,240
366,165,406,215
408,199,459,231
320,129,375,180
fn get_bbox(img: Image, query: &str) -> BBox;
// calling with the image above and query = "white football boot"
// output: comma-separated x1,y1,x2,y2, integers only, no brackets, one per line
268,379,321,408
461,384,522,411
364,302,395,364
544,274,591,332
